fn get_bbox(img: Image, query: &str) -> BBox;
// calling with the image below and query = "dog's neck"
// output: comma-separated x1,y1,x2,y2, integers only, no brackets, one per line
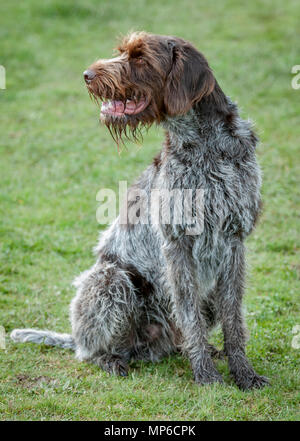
163,110,201,145
162,83,235,149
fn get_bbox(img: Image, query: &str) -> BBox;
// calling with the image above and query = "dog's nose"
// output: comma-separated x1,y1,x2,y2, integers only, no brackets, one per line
83,70,96,83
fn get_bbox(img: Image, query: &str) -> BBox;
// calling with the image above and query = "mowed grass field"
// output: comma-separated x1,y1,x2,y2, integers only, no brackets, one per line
0,0,299,421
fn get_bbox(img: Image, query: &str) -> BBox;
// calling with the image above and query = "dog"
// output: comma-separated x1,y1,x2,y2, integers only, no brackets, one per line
11,32,269,390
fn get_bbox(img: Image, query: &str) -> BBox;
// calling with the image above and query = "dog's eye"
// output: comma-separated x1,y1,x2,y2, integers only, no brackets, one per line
135,57,144,64
129,49,144,64
130,56,144,66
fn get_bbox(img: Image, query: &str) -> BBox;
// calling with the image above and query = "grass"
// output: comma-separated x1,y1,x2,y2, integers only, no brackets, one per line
0,0,299,421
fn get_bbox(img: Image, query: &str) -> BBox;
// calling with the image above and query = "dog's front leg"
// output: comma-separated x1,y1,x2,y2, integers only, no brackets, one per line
162,235,223,385
216,240,269,390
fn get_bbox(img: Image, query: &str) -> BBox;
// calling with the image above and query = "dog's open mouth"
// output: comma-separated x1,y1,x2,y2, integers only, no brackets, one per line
101,99,148,117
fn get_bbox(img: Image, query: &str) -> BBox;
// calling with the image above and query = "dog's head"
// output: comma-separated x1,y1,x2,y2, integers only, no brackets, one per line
84,32,215,142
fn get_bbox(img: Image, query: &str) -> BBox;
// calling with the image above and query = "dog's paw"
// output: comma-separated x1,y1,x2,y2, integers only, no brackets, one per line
194,366,223,386
195,372,224,386
233,371,270,391
94,355,129,377
108,357,129,377
115,359,129,377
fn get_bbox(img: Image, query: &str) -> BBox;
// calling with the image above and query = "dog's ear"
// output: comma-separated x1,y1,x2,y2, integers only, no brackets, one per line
164,40,215,116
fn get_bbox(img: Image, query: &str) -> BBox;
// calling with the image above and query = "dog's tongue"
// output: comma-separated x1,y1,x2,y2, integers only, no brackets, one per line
101,100,125,116
124,100,146,115
101,99,146,116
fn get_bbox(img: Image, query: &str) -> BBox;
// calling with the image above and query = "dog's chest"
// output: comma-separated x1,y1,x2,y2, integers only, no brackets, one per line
156,146,240,197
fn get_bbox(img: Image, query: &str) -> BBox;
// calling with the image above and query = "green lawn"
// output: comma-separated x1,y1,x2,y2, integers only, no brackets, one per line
0,0,299,421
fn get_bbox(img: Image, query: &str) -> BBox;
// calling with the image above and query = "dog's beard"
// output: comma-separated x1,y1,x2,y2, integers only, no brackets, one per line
101,113,149,148
88,89,157,147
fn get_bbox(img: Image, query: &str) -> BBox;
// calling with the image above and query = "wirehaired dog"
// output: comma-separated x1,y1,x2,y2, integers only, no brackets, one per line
11,32,269,390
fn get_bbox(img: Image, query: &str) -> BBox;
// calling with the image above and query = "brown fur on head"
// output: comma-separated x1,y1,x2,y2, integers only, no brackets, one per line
84,31,216,143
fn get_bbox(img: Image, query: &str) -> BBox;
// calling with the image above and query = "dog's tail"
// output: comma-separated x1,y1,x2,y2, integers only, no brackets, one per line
10,329,76,350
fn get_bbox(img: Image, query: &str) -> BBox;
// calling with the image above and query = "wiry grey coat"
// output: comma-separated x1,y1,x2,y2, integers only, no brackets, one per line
11,32,269,390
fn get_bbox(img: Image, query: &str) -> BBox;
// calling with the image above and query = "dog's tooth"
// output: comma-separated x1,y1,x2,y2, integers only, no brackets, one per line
125,100,136,110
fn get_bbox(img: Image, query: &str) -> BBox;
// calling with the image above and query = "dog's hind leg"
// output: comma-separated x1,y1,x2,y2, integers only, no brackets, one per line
91,353,129,377
70,261,143,376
